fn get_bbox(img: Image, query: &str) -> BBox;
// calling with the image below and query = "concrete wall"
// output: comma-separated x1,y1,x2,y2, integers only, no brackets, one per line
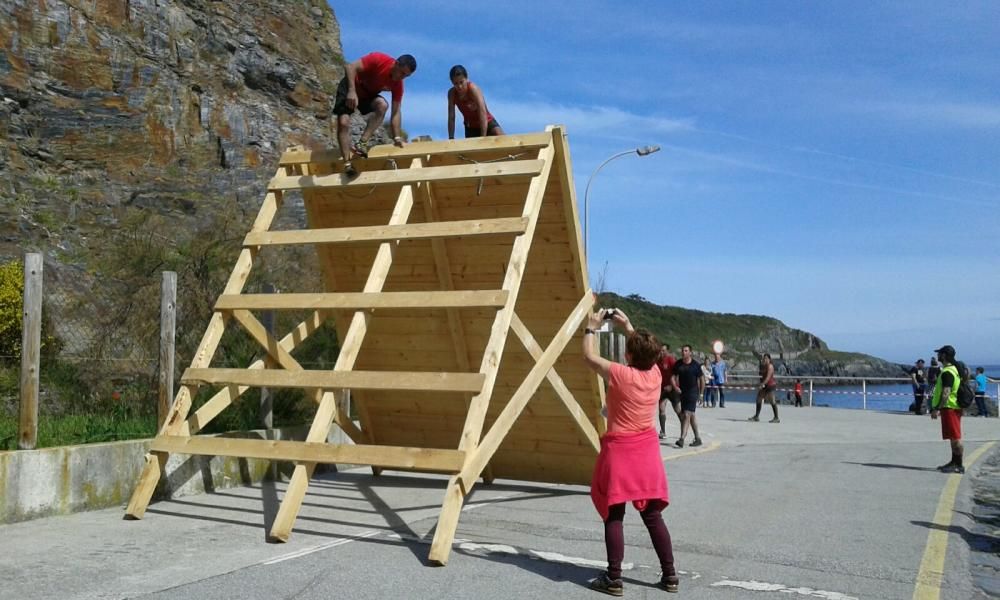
0,426,351,524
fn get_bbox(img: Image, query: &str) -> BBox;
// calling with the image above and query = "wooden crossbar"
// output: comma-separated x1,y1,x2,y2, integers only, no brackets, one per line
180,368,486,393
150,436,466,472
267,160,543,191
278,133,551,165
243,217,529,247
215,290,509,311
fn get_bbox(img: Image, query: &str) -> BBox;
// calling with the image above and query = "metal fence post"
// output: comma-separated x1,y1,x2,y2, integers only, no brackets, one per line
260,283,275,431
157,271,177,430
808,379,814,407
862,379,867,410
18,253,43,450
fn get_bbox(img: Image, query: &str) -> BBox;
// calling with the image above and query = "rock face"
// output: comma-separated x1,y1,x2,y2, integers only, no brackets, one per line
599,292,906,378
0,0,381,265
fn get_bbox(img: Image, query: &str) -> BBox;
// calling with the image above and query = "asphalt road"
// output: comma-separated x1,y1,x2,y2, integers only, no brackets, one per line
1,406,997,600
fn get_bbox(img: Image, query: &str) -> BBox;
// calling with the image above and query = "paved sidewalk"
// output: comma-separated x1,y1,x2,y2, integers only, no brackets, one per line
1,405,997,600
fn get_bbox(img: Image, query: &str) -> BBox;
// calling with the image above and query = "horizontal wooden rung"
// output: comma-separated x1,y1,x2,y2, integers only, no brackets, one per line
180,368,486,393
215,290,509,311
150,436,466,472
244,217,528,247
267,160,543,191
278,133,551,165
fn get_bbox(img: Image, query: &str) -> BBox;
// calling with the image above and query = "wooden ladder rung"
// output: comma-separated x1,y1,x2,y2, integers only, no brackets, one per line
150,436,466,472
243,217,529,247
180,368,486,393
215,290,509,311
267,160,543,191
277,132,551,165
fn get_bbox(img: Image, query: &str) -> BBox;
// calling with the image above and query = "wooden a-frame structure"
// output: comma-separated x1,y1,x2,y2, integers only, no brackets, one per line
125,125,605,565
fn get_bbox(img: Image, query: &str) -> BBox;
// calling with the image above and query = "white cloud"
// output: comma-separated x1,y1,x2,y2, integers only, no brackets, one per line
853,99,1000,130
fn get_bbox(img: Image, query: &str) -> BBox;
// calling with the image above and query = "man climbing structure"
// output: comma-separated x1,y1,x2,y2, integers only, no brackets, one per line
332,52,416,177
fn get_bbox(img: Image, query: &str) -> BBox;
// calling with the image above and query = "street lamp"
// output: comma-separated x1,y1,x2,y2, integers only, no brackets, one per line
583,145,661,258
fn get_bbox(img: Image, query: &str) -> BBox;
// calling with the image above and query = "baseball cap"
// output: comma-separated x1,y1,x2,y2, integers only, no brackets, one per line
934,344,956,358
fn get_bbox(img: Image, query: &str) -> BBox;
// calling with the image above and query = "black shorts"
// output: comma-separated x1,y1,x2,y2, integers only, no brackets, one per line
464,118,501,138
680,394,698,413
333,76,382,116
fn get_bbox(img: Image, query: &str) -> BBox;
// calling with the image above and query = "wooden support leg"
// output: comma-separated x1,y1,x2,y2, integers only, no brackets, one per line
124,388,194,519
428,475,466,565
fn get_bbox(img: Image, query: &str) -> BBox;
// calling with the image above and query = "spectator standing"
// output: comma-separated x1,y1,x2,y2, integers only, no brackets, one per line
929,345,964,473
910,359,927,415
701,358,714,407
794,379,803,407
582,308,678,595
711,354,728,408
975,367,989,417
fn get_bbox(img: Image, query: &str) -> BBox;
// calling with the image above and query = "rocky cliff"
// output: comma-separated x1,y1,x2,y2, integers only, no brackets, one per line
599,292,906,378
0,0,369,270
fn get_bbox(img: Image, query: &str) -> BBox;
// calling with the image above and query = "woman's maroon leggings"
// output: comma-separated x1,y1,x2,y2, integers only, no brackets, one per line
604,502,675,580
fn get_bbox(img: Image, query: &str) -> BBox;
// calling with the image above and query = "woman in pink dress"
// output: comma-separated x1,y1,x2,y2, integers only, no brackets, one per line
583,307,678,595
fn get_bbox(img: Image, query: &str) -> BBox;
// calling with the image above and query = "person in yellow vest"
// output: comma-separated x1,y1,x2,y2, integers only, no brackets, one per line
930,344,963,474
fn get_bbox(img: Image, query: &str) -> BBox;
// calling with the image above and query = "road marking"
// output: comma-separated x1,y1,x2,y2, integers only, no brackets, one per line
711,579,857,599
912,441,996,600
664,440,721,462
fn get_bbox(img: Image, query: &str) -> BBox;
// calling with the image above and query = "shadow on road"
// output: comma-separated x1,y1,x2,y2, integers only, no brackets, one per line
843,461,938,472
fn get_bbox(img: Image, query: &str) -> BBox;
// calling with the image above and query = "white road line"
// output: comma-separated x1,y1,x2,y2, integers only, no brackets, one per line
711,579,858,599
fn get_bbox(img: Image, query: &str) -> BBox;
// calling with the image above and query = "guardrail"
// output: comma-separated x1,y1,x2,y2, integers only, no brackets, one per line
726,372,998,413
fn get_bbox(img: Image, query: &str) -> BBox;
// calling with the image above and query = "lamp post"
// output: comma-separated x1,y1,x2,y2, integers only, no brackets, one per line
583,145,661,258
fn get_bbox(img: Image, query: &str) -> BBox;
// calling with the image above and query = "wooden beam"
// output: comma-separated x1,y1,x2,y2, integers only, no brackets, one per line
18,253,42,450
278,132,552,165
268,160,543,191
215,290,509,311
510,313,600,453
428,138,556,566
125,190,284,520
181,368,486,393
229,309,303,371
268,158,422,543
456,291,595,492
151,436,466,473
243,217,529,247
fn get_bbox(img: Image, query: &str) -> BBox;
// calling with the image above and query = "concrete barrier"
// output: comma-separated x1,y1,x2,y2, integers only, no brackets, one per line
0,425,352,524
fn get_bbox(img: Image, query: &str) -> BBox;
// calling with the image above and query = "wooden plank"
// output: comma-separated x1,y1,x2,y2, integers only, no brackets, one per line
268,160,544,192
269,157,422,543
125,189,284,520
150,436,466,473
510,313,600,452
279,132,551,165
17,253,42,450
229,309,303,372
455,291,596,493
181,368,485,393
157,272,177,431
244,217,529,247
215,290,509,311
428,136,556,566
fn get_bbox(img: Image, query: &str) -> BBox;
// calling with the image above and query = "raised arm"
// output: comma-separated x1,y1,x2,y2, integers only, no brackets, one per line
447,88,457,139
582,309,613,379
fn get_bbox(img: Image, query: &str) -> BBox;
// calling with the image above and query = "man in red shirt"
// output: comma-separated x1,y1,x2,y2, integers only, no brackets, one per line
333,52,416,177
657,344,680,439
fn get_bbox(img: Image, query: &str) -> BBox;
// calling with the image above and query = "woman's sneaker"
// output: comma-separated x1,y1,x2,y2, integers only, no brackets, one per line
660,574,679,593
589,572,623,596
748,416,759,422
691,438,703,447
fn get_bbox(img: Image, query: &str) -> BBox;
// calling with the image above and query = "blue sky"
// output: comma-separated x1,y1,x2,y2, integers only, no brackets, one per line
329,1,999,365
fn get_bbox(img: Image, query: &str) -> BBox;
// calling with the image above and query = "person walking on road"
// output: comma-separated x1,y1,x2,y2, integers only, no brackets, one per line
930,345,964,474
671,345,704,447
656,345,679,439
749,353,780,423
582,308,678,595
